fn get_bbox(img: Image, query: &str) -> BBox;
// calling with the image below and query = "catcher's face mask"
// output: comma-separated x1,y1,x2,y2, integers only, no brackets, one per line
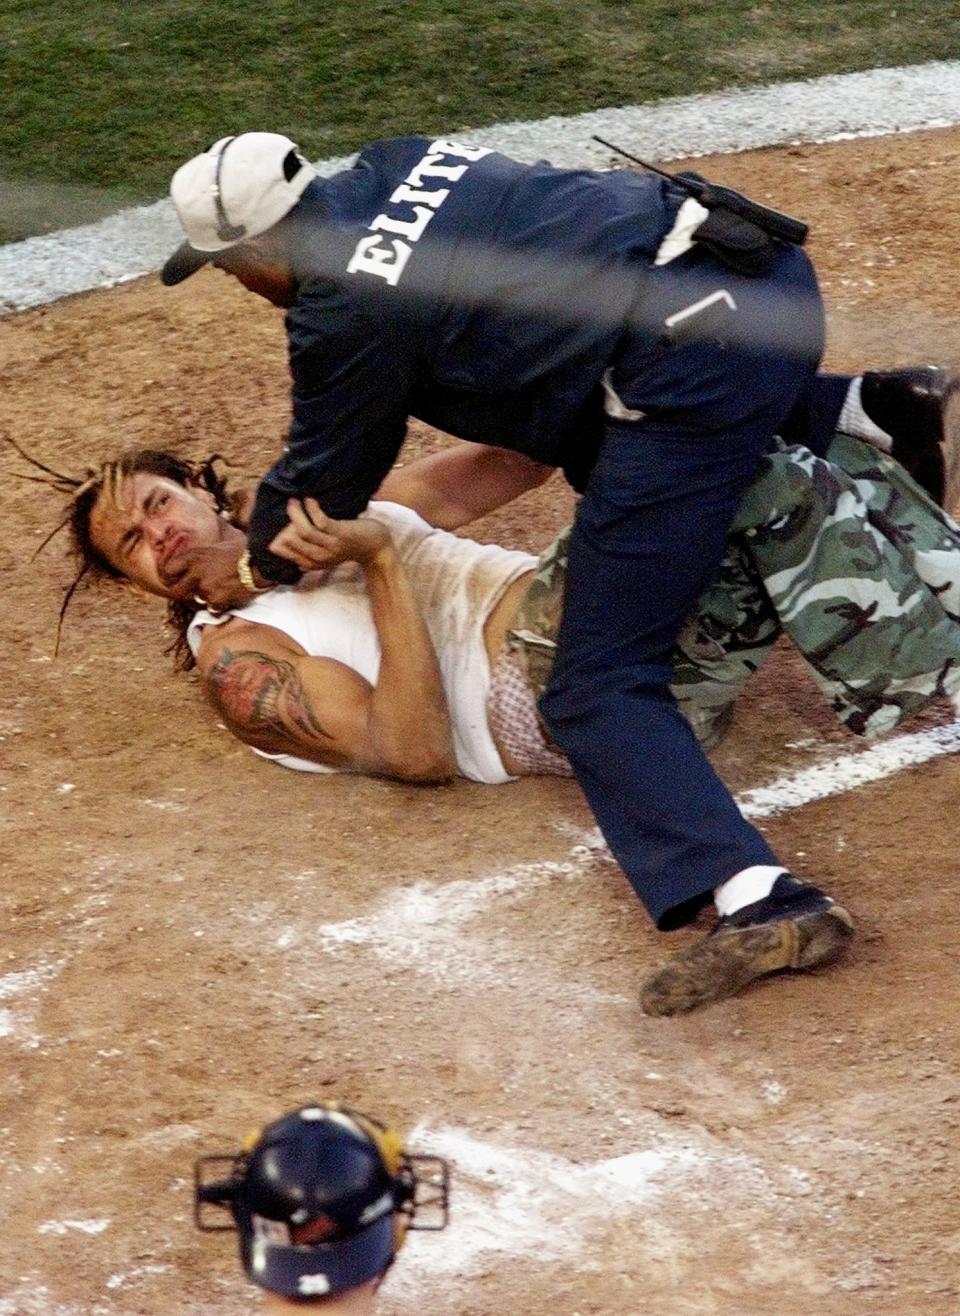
194,1102,449,1299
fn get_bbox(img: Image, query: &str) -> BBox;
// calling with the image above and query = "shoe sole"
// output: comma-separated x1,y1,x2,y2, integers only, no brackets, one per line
640,905,854,1018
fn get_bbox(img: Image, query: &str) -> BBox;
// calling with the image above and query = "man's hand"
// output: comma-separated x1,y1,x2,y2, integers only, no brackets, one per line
269,498,391,572
159,539,257,612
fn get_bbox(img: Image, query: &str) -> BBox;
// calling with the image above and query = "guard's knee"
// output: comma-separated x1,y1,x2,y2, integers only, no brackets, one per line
539,662,672,735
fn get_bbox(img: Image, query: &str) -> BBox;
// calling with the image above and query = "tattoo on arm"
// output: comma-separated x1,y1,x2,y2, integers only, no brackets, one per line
206,648,332,747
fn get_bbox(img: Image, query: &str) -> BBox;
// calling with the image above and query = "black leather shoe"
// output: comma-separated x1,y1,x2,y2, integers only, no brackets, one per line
860,366,959,506
640,875,853,1016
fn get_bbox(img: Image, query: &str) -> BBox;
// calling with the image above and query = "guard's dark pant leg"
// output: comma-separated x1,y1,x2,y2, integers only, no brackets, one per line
541,244,825,929
781,372,851,456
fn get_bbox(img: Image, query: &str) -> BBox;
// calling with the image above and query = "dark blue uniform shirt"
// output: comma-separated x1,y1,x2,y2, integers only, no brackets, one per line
248,135,683,578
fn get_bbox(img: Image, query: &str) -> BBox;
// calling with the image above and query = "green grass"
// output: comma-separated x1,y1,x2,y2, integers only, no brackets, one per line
1,0,959,240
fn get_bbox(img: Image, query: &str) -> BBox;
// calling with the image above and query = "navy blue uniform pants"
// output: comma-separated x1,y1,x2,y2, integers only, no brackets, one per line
541,244,841,929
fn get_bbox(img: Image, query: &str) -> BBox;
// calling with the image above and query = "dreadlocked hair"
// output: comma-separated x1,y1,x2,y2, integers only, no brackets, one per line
5,436,242,672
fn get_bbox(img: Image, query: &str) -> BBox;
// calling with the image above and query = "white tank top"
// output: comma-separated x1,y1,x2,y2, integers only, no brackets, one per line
186,502,536,783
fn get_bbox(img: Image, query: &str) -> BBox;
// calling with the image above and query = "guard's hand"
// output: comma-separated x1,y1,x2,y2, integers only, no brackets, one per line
158,540,257,611
269,499,391,572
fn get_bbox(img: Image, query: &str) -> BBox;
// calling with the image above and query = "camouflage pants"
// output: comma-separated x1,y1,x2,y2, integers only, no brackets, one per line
508,433,960,748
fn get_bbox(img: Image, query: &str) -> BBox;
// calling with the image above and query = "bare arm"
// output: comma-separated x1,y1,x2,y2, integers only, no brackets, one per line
196,529,457,783
343,532,456,780
374,441,554,530
231,443,553,539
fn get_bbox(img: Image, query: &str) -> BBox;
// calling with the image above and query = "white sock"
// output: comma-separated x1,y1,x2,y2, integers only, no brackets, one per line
837,375,894,451
714,865,789,918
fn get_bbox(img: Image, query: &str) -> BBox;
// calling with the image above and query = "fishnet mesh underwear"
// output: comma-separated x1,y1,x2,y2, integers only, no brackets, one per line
487,647,572,778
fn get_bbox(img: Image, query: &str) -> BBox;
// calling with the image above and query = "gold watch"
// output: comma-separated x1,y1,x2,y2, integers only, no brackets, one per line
237,549,270,593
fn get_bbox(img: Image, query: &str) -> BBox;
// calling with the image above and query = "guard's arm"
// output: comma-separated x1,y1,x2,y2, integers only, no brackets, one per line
247,291,420,582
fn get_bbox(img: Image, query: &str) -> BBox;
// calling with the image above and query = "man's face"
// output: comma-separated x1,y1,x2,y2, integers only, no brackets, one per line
89,472,240,599
212,242,297,307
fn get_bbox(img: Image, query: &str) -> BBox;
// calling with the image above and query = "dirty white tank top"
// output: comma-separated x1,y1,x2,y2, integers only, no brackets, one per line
187,501,536,783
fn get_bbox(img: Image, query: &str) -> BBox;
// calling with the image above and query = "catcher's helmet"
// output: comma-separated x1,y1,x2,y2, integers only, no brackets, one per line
195,1103,448,1299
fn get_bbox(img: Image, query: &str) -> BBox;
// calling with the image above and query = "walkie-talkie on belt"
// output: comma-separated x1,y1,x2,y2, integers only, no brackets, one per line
592,134,809,250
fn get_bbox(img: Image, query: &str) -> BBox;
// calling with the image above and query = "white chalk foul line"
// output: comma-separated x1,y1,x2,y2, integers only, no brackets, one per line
0,958,65,1049
558,722,960,833
37,1218,110,1236
318,860,628,1003
387,1121,813,1292
0,961,63,1001
4,60,960,312
318,722,960,977
0,1288,84,1316
736,721,960,819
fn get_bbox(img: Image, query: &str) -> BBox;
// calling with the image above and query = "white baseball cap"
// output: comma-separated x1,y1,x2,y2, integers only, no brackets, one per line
161,132,317,285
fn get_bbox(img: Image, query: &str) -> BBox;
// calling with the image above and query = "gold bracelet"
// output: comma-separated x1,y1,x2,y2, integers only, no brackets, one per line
237,548,270,593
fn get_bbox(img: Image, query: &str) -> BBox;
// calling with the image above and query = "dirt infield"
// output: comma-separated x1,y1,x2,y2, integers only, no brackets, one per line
5,126,960,1316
